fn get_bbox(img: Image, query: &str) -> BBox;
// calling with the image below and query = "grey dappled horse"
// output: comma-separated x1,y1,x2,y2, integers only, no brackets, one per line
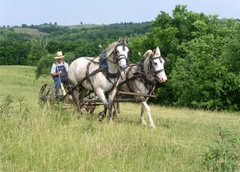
114,47,167,128
68,38,130,122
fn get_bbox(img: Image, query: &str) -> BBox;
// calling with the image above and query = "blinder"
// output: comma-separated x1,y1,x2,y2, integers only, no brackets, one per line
149,54,166,76
128,49,133,57
114,42,129,64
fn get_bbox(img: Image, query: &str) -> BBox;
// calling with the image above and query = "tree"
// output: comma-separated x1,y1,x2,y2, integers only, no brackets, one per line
35,53,55,79
0,46,16,65
27,35,49,65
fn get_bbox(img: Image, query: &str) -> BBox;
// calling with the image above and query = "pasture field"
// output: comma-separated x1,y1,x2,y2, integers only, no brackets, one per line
13,28,47,35
60,24,102,29
0,66,240,171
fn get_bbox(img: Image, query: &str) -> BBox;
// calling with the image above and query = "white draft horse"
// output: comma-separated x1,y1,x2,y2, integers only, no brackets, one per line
114,47,167,128
68,38,130,122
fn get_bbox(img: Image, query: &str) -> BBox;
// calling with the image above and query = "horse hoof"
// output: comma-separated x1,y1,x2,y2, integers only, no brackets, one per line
149,124,156,129
98,112,105,121
99,116,103,122
116,117,121,122
108,119,114,125
141,120,147,126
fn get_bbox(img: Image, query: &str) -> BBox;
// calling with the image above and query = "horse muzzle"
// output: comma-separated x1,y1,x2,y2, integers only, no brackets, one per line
119,64,127,71
157,72,167,83
118,56,128,71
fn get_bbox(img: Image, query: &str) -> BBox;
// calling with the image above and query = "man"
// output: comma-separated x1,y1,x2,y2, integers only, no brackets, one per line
51,51,69,95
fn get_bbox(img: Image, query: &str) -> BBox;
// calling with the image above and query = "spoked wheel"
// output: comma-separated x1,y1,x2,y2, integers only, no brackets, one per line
38,84,55,109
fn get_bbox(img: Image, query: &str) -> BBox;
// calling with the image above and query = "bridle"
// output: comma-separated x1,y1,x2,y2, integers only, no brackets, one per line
148,54,166,77
106,42,129,64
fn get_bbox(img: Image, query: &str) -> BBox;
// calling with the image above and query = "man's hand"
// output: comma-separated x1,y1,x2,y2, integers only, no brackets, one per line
58,71,62,75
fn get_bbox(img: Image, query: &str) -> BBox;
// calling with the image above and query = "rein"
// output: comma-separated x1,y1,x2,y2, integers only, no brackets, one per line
119,53,166,94
102,42,129,65
68,42,129,93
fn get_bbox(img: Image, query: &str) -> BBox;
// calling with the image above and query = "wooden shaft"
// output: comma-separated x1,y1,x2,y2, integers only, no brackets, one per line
117,91,157,98
83,99,139,103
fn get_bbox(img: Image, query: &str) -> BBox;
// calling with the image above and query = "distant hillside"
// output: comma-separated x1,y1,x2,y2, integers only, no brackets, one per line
10,22,150,37
11,23,104,35
13,27,47,35
59,24,102,29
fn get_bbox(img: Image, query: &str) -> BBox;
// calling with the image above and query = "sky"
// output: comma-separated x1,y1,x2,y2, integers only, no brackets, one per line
0,0,240,26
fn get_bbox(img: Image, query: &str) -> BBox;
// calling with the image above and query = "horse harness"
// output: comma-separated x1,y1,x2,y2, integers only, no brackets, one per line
118,54,165,95
148,54,166,77
68,42,129,94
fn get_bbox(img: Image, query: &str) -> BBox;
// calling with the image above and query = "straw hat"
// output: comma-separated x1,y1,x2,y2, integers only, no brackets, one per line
54,51,65,59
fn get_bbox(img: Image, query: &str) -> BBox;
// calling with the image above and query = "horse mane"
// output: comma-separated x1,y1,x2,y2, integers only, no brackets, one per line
143,50,153,59
105,42,118,57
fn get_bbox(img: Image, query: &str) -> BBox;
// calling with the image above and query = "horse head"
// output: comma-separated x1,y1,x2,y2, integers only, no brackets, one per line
114,37,129,71
145,47,167,83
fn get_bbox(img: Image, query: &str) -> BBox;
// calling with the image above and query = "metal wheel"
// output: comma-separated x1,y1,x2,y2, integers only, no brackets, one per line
38,84,55,109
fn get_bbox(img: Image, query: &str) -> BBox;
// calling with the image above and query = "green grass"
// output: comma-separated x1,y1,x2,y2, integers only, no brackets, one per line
0,65,239,171
13,28,47,35
60,24,103,29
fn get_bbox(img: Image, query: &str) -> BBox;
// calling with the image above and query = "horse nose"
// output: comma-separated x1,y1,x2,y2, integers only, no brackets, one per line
119,64,127,71
160,77,167,83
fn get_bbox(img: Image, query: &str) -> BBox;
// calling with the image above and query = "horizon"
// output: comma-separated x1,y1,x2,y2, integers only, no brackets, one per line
1,0,240,27
0,21,153,27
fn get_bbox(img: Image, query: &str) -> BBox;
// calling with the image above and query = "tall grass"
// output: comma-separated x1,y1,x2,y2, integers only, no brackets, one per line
0,66,239,171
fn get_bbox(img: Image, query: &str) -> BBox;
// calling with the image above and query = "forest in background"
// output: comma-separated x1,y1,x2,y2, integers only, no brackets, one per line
1,5,240,111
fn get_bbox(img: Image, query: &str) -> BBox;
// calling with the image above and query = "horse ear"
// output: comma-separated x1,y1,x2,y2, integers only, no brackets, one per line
156,47,161,56
125,38,129,44
153,47,161,56
118,37,122,43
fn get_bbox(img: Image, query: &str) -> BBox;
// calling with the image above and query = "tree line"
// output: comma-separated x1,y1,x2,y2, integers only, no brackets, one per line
1,5,239,111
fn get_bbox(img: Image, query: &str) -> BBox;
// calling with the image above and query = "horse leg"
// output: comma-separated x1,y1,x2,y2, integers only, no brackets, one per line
107,88,118,124
113,95,121,121
140,102,147,126
113,102,121,121
142,101,156,129
95,89,109,121
72,88,82,116
117,102,121,114
78,88,88,114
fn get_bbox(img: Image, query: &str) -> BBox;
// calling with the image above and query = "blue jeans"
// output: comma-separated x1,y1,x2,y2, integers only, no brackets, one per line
53,77,66,94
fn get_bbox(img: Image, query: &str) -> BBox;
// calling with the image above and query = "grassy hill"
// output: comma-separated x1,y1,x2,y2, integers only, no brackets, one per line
60,24,102,29
0,66,239,171
12,24,102,35
13,27,48,35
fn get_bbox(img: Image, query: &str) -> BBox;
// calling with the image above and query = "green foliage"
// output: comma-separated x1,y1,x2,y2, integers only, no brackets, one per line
64,52,76,64
168,15,240,110
35,53,55,79
17,96,30,116
138,5,240,111
0,29,31,65
0,94,14,114
202,126,240,171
